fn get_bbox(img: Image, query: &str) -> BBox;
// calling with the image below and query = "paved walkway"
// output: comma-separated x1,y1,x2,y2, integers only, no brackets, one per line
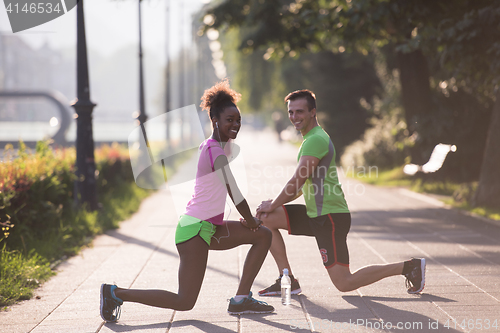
1,128,500,333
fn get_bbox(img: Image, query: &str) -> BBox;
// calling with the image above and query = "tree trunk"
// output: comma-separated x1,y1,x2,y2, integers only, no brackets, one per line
473,92,500,208
397,49,433,165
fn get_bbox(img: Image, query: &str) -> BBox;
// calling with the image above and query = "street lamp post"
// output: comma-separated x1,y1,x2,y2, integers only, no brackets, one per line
72,0,98,210
165,0,171,142
137,0,147,126
179,1,185,146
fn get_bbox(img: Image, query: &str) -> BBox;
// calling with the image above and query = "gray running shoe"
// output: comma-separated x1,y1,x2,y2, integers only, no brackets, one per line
405,258,426,294
227,292,274,314
100,284,123,322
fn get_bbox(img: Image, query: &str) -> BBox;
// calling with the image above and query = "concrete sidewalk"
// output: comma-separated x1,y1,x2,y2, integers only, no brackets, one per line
2,128,500,333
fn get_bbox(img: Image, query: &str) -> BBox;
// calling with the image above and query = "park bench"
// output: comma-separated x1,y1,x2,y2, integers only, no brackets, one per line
403,143,457,176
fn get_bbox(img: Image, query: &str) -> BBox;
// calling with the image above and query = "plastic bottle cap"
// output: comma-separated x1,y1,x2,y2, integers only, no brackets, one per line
283,268,289,275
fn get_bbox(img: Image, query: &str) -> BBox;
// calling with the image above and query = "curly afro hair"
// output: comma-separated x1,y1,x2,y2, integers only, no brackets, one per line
200,78,241,121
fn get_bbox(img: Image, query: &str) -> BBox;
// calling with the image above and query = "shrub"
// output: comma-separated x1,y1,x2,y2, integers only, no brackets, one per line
0,141,151,306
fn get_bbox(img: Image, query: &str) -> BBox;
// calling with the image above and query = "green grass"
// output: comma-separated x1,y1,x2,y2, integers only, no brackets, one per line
0,182,151,307
30,182,151,263
0,247,54,308
349,166,500,221
444,200,500,221
350,166,461,195
350,166,413,187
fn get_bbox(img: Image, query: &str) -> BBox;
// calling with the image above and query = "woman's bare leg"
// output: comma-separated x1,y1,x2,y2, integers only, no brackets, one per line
210,221,272,295
114,236,209,311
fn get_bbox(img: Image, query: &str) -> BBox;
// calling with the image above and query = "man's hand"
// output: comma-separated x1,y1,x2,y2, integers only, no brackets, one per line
256,199,273,219
240,217,262,232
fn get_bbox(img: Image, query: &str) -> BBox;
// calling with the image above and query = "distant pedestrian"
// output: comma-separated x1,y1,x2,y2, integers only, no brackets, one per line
256,89,426,297
100,79,274,323
272,111,286,142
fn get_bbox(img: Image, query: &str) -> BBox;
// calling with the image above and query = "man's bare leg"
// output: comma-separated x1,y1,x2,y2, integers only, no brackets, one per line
327,262,404,292
260,206,295,276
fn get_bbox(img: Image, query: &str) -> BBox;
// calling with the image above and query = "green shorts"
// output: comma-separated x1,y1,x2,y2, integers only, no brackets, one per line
175,215,217,246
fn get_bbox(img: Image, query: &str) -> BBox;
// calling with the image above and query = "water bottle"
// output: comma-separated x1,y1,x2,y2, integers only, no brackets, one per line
281,268,291,305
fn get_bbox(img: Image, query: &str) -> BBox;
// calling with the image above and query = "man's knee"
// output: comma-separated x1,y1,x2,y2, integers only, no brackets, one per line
260,214,272,227
332,279,354,293
260,210,286,231
328,266,354,293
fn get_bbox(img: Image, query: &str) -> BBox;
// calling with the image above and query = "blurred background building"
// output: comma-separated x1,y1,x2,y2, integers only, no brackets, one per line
0,0,220,146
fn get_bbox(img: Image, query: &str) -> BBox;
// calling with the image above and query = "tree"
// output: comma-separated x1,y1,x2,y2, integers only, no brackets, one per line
474,92,500,208
205,0,500,208
211,15,381,154
205,0,443,163
432,2,500,208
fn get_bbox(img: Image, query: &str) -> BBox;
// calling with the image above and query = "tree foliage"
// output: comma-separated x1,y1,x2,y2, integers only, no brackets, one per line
217,24,381,154
206,0,500,82
204,0,500,206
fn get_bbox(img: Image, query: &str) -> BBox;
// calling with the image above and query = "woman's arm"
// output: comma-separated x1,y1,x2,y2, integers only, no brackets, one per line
213,155,260,229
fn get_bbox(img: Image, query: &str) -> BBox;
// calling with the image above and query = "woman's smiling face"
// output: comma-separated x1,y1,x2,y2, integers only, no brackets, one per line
215,106,241,141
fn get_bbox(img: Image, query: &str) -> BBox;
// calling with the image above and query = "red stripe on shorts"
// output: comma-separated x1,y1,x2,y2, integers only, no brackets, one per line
283,205,292,235
329,214,338,264
324,214,349,269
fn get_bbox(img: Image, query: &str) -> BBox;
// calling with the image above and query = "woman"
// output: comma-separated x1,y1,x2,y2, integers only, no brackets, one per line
100,79,274,322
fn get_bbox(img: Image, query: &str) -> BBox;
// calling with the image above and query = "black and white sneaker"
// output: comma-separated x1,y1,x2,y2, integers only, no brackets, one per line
227,292,274,314
405,258,426,294
258,276,301,296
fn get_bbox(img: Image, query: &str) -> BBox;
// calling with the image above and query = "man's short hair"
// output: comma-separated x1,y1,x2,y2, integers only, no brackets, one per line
284,89,316,111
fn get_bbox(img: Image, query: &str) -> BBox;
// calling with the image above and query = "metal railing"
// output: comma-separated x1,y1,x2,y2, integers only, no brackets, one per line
0,90,72,146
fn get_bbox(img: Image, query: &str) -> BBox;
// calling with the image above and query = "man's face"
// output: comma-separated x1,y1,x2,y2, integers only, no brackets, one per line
288,98,315,133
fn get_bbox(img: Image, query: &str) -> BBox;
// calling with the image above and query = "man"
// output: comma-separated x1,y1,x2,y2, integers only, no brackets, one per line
256,89,425,296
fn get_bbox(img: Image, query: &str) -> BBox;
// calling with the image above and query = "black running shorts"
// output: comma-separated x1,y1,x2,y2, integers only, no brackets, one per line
283,204,351,268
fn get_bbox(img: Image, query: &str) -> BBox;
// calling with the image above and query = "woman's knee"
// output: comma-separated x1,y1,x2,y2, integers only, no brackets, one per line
176,303,195,311
246,225,272,248
258,225,272,245
175,296,198,311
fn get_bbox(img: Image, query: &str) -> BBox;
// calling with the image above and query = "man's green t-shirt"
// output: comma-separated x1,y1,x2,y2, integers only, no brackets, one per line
298,126,350,217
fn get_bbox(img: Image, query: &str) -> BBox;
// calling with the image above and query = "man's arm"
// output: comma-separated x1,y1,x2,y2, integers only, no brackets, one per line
258,155,320,214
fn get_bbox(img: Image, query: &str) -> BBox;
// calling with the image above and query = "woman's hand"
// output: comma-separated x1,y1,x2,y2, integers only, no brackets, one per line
240,217,262,232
